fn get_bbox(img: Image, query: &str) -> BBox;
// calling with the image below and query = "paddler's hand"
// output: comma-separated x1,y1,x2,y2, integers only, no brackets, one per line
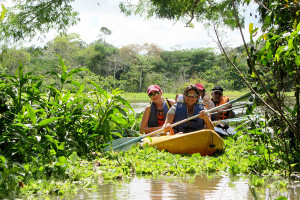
162,123,172,133
199,110,209,120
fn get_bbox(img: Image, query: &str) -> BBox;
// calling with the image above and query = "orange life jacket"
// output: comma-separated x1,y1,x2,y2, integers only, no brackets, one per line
211,96,230,120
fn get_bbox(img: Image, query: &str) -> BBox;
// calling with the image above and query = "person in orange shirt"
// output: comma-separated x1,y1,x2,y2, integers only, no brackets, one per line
210,86,234,121
140,85,175,136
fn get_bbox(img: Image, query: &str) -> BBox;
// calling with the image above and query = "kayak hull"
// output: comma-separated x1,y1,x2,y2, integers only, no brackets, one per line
142,129,225,156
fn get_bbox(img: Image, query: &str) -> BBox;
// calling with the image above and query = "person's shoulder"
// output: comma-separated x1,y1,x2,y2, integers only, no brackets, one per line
223,96,230,101
144,104,151,111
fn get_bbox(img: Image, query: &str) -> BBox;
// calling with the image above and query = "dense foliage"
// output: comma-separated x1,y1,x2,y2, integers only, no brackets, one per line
0,35,249,93
0,0,79,43
0,57,139,159
0,0,299,199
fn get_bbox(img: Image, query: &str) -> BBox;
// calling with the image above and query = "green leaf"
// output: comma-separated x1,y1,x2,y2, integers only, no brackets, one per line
249,23,253,34
55,156,68,167
69,151,79,162
275,196,288,200
61,72,67,85
266,40,271,50
266,50,273,60
0,4,6,22
62,91,70,103
26,103,36,125
18,62,23,78
67,68,88,78
0,155,6,163
111,131,123,138
288,38,294,49
114,95,133,111
38,117,62,126
11,123,30,130
46,71,60,78
295,54,300,66
75,84,85,98
71,80,81,88
58,54,67,73
111,114,128,124
58,142,65,150
89,80,108,98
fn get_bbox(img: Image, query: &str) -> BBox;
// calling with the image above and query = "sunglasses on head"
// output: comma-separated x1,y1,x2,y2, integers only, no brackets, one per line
185,93,198,98
149,91,160,98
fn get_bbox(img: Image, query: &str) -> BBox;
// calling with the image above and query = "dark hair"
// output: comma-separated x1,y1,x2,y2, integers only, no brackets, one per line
183,85,200,96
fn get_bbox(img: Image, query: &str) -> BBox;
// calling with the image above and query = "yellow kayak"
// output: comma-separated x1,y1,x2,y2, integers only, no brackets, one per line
142,129,225,156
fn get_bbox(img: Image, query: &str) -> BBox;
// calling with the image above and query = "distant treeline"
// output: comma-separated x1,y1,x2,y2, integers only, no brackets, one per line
0,33,249,93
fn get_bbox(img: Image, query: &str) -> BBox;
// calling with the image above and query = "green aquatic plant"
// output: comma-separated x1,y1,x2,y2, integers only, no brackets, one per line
0,57,139,198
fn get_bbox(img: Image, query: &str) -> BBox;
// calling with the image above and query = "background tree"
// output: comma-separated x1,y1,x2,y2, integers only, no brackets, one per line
0,0,79,43
0,47,30,74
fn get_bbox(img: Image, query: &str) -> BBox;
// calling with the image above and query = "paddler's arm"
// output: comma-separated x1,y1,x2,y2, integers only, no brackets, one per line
199,110,214,130
140,105,162,134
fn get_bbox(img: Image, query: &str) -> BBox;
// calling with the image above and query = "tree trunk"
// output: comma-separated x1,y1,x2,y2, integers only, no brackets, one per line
139,66,143,93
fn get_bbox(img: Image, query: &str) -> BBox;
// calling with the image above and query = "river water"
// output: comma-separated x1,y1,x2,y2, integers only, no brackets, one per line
55,174,299,199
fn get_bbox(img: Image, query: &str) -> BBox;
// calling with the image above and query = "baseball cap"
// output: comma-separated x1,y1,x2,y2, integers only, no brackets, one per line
212,86,223,93
147,85,161,95
195,83,204,91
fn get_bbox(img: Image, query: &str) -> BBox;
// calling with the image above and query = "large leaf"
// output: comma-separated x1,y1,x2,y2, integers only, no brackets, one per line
55,156,68,167
89,80,108,98
62,91,70,103
69,151,79,162
26,103,36,125
67,68,88,78
17,62,23,78
74,84,85,98
45,71,60,78
38,117,62,126
114,95,133,111
0,4,6,22
58,54,67,73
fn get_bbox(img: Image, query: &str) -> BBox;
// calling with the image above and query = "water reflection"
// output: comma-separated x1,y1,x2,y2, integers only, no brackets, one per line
70,174,299,200
131,102,148,113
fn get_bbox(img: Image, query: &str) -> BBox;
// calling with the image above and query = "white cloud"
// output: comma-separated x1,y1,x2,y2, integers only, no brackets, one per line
5,0,260,51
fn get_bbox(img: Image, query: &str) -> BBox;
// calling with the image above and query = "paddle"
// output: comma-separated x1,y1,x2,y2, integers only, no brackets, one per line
108,90,255,151
210,102,253,115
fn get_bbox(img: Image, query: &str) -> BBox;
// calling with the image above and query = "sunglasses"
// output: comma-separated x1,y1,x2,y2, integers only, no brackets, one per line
212,91,223,95
185,93,198,98
149,91,160,98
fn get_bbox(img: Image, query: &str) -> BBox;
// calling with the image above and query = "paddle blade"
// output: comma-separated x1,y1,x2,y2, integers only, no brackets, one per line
104,137,140,152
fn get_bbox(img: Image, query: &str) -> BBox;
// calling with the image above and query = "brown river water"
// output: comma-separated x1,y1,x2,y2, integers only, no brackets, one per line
46,174,299,199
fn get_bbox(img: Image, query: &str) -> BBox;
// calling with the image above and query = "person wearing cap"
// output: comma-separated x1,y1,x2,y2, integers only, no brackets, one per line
176,83,214,110
140,85,175,136
194,83,215,110
163,84,214,135
210,86,234,121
